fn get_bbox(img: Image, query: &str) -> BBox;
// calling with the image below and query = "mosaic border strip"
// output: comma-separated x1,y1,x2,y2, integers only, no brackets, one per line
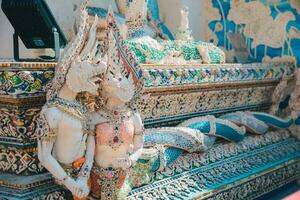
0,173,65,200
142,62,295,90
0,106,41,146
140,85,275,126
0,68,54,98
0,147,44,175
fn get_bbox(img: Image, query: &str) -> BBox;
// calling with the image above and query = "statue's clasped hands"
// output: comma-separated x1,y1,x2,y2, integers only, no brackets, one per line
63,176,90,198
76,176,90,198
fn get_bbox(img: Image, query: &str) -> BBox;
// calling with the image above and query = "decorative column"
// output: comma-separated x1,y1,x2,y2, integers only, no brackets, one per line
0,62,66,199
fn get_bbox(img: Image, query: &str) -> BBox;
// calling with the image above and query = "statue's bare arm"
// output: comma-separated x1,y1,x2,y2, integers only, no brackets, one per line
81,135,95,176
131,113,144,162
76,134,95,196
38,139,81,195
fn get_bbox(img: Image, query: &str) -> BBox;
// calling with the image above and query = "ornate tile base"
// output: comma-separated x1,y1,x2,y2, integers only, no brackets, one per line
0,103,45,175
0,173,66,200
128,130,300,199
141,85,275,126
0,147,44,175
203,160,300,200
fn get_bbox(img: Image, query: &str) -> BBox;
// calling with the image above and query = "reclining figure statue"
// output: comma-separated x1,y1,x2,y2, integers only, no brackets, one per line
35,1,107,199
118,0,225,64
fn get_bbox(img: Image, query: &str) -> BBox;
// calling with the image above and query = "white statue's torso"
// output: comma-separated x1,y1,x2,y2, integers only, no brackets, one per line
43,106,87,164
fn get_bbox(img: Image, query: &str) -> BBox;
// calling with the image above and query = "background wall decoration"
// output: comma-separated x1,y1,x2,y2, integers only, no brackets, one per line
0,0,299,68
203,0,300,67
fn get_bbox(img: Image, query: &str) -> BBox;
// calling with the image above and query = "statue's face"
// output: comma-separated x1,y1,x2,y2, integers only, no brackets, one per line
66,59,107,95
101,65,135,103
65,14,107,96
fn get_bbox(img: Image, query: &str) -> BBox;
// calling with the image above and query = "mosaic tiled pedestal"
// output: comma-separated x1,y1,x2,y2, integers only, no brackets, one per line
0,61,298,199
139,62,295,126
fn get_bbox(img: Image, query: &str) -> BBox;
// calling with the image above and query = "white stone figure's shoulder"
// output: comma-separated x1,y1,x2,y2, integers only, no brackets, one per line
41,106,62,129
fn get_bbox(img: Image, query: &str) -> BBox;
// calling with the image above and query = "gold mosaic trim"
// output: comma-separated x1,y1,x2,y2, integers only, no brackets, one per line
0,63,11,67
0,62,56,68
0,96,46,105
141,62,294,69
144,80,279,94
0,176,53,189
0,147,38,153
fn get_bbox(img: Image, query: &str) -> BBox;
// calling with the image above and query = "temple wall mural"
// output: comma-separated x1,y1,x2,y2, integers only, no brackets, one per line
202,0,300,67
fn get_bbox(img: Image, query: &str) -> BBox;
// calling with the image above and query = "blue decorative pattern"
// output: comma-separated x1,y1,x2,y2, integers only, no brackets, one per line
151,147,183,172
128,131,300,199
144,127,213,152
142,62,294,89
250,112,294,128
206,0,300,67
144,132,194,150
180,117,246,142
220,112,269,134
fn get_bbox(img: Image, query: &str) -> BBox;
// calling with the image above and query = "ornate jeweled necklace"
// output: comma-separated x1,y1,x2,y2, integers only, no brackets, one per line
47,97,89,134
100,105,132,150
48,97,88,120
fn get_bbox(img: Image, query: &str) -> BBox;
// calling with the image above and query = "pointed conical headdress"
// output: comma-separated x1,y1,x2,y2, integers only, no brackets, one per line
100,8,144,108
46,0,92,101
104,7,143,86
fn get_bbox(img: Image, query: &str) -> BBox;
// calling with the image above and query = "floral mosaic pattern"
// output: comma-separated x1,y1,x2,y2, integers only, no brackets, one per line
204,1,300,66
126,40,225,64
142,62,294,89
4,184,67,200
205,162,300,200
0,65,51,177
0,148,44,175
32,191,67,200
0,69,54,97
0,108,41,144
156,130,291,178
139,85,275,125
